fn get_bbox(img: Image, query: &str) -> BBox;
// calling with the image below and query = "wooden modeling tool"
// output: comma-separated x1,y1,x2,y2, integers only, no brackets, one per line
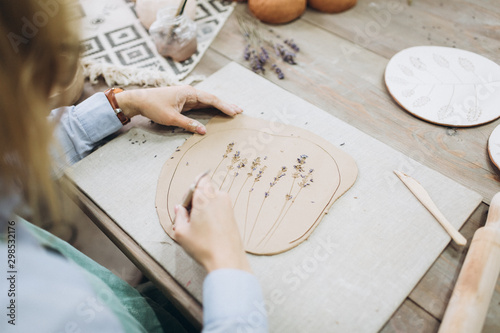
181,170,210,213
394,170,467,246
438,192,500,333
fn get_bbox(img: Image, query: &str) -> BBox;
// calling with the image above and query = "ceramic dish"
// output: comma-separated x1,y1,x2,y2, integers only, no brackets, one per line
385,46,500,127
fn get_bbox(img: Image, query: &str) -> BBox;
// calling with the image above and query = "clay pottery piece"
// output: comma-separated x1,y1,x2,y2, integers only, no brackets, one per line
150,7,198,62
308,0,357,13
248,0,307,24
136,0,197,29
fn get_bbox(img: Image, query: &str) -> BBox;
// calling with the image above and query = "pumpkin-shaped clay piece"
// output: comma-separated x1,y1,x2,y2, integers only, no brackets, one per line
308,0,357,13
248,0,307,24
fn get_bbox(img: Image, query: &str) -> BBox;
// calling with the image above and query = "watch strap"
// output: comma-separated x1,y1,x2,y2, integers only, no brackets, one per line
104,87,130,125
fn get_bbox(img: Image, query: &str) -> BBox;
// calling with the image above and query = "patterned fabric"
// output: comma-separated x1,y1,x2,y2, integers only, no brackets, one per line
75,0,235,80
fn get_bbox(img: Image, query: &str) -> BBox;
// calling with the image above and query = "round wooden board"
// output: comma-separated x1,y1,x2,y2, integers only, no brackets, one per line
488,123,500,170
385,46,500,127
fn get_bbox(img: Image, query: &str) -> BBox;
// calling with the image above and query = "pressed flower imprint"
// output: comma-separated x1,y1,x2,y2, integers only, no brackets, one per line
156,115,358,255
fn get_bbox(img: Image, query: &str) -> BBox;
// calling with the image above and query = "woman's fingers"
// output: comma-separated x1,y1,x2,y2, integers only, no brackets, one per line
190,89,243,116
173,204,189,236
193,175,216,208
171,113,207,134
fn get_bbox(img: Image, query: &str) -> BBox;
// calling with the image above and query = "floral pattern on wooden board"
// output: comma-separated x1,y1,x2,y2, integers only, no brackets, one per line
385,46,500,127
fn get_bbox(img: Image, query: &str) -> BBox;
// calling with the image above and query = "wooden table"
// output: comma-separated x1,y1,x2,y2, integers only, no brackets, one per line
72,1,500,331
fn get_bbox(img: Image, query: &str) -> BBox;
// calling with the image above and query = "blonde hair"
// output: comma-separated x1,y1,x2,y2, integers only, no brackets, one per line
0,0,79,223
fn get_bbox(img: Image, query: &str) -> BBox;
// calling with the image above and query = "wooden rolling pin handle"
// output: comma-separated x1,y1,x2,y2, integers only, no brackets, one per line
438,193,500,333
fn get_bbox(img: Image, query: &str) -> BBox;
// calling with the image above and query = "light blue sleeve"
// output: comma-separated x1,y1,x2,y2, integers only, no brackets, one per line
50,92,122,165
203,269,268,332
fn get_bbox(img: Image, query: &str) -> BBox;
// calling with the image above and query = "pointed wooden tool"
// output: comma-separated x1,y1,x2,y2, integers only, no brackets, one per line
394,170,467,246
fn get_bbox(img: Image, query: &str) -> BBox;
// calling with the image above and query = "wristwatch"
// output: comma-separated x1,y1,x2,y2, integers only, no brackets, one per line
104,87,130,125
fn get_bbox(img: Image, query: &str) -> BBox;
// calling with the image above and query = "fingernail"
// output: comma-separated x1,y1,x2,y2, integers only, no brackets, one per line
174,204,180,213
197,125,206,135
231,104,243,114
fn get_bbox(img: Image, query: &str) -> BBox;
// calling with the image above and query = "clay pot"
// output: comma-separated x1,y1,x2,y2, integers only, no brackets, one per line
248,0,307,24
308,0,357,13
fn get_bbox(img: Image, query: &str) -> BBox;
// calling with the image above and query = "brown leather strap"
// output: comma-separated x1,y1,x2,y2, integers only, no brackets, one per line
104,88,130,125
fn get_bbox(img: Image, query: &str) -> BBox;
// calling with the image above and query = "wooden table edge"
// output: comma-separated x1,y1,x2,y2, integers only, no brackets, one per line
61,176,204,330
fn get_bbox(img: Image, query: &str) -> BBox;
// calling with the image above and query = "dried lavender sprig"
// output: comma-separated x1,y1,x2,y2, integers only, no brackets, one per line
271,63,284,80
284,39,300,52
274,44,297,65
244,44,251,60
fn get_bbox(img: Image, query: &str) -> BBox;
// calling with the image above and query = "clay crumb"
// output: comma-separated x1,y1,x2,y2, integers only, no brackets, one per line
446,128,458,136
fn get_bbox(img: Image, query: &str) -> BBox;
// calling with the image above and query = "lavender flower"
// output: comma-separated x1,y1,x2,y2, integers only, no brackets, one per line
238,13,300,80
244,44,251,60
284,39,300,52
259,47,269,63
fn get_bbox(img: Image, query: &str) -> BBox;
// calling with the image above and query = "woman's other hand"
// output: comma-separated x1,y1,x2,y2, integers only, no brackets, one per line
115,86,243,134
173,175,251,273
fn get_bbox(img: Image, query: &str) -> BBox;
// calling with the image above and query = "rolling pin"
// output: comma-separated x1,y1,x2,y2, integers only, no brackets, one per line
438,192,500,333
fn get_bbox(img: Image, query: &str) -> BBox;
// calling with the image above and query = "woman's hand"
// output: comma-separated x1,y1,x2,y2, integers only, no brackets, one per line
173,175,251,273
115,86,243,134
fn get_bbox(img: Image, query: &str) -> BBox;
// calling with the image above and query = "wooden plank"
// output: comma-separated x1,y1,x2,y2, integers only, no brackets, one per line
61,177,204,330
380,299,440,333
408,202,500,332
409,204,487,317
301,0,500,166
189,48,231,79
380,202,500,333
207,4,500,203
302,0,500,62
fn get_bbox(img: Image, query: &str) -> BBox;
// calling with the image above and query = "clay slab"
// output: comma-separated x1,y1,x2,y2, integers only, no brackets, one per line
155,115,358,255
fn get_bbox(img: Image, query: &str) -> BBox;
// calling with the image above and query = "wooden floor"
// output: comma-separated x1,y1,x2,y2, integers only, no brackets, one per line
183,1,500,332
